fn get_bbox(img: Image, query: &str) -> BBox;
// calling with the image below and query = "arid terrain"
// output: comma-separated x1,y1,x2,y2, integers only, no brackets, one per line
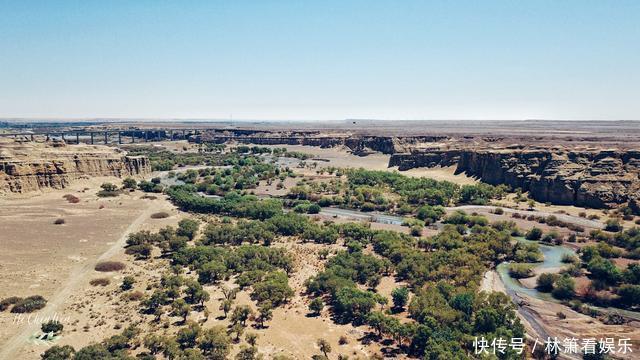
1,121,640,359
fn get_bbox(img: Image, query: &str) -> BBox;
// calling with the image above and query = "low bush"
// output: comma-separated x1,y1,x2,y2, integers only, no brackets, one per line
122,291,145,302
95,261,126,272
150,212,170,219
11,295,47,313
53,218,66,225
97,182,121,197
90,278,111,286
63,194,81,203
0,296,23,311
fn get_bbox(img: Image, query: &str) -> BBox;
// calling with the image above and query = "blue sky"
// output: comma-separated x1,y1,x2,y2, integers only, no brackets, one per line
1,1,639,120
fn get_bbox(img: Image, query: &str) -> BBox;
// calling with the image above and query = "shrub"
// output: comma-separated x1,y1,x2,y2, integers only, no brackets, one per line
53,218,66,225
0,296,22,311
410,225,423,236
122,291,145,302
122,178,137,189
63,194,81,203
95,261,126,272
98,183,120,197
90,278,111,286
150,212,170,219
536,273,557,292
11,295,47,313
508,264,534,279
121,276,135,291
493,207,504,215
525,227,543,241
604,219,622,232
41,345,75,360
552,275,575,300
308,204,321,214
561,254,578,264
41,320,63,334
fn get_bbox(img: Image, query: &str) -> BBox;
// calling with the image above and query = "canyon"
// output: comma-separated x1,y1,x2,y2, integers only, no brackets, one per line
196,129,640,210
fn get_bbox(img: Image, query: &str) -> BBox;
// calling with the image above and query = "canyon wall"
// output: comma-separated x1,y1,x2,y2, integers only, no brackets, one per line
0,140,150,193
390,149,640,209
197,131,448,154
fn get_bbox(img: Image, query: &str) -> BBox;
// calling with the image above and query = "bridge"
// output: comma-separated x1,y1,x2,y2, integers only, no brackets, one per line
0,128,202,145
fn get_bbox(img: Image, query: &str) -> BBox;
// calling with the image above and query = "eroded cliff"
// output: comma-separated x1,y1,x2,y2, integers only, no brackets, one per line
390,148,640,209
0,139,150,193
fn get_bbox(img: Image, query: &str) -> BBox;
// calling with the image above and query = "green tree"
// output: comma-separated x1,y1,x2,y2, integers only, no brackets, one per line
176,321,201,348
177,218,200,240
184,279,210,307
257,301,273,328
236,345,260,360
220,299,233,318
198,261,227,284
618,284,640,307
143,333,165,355
231,305,254,326
198,325,231,359
231,322,245,341
73,344,110,360
391,287,409,310
171,298,191,323
309,298,324,316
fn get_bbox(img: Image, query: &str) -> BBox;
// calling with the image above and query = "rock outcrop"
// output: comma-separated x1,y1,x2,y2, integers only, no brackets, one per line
390,148,640,209
0,140,150,193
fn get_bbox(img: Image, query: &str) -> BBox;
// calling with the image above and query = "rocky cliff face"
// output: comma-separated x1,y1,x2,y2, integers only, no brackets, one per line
197,130,448,155
390,149,640,209
0,140,150,193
